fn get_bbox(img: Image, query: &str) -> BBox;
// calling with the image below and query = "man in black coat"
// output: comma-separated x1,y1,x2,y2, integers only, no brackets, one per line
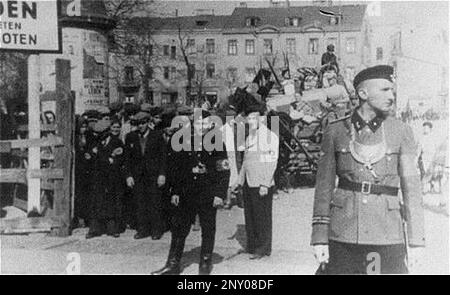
124,111,167,240
321,44,339,74
152,110,230,275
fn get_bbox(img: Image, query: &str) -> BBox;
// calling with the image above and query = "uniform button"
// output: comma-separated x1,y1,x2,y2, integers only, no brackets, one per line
360,168,364,172
362,198,368,204
194,176,197,180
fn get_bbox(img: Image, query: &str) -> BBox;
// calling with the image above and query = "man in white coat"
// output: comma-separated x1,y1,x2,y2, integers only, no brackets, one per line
239,105,279,259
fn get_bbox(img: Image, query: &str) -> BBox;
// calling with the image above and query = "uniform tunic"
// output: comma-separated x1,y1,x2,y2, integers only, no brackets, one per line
170,135,230,256
311,111,425,273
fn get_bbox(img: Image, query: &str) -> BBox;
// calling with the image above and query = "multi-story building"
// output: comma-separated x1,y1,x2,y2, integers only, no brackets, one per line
362,1,449,113
109,13,229,106
109,3,367,106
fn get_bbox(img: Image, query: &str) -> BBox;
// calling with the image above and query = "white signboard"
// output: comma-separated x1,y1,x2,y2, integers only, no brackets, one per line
83,79,108,108
0,0,60,52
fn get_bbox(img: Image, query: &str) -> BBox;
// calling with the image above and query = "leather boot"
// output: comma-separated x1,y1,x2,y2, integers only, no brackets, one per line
152,237,185,275
198,254,213,275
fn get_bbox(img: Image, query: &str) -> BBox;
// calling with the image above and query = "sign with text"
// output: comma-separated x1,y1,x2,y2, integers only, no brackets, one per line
0,0,61,52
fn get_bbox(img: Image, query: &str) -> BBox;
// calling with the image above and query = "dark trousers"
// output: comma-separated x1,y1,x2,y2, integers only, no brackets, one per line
121,188,136,230
326,240,408,274
88,218,119,235
172,200,217,256
134,177,163,235
243,184,273,256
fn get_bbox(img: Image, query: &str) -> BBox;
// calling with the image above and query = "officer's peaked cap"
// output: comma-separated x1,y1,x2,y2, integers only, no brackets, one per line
353,65,394,89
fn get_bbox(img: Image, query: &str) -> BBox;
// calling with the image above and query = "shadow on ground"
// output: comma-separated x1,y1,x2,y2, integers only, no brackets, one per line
180,246,224,271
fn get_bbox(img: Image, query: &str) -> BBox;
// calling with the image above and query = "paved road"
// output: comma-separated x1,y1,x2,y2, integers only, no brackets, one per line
1,188,448,274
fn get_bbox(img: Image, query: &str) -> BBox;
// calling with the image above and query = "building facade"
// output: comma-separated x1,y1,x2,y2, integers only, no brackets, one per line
109,4,367,106
39,0,115,114
362,1,449,113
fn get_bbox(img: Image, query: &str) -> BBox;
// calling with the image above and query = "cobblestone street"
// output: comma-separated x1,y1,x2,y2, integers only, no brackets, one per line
1,188,448,274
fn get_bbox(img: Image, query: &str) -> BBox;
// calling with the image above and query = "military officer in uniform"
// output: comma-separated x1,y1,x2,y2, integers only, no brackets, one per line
152,109,230,275
311,65,425,274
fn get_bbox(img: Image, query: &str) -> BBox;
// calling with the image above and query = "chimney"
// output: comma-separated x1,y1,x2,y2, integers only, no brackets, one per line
175,9,178,17
285,0,290,7
239,2,247,8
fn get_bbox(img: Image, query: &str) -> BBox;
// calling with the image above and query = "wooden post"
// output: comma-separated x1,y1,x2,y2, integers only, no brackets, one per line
27,55,41,213
52,59,74,237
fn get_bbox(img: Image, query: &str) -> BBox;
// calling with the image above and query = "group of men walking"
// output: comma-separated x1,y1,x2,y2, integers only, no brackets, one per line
75,102,280,275
75,64,426,275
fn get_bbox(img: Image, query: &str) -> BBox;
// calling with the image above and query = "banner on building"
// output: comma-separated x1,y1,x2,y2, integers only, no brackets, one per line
0,0,61,53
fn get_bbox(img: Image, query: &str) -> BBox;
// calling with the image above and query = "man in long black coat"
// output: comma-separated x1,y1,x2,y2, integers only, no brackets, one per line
124,111,167,240
152,110,230,275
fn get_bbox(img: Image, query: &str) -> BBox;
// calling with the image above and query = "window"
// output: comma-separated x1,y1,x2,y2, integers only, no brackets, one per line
376,47,383,61
206,39,215,54
146,45,153,56
264,39,273,55
196,20,208,27
161,92,178,105
164,67,176,80
187,39,195,54
285,17,300,27
228,40,238,55
245,68,256,83
124,66,134,82
163,45,169,56
308,38,319,55
124,96,135,103
187,64,196,80
170,46,176,59
246,17,259,27
245,39,255,55
286,38,296,54
206,63,215,79
346,37,356,54
148,91,154,104
145,66,153,79
163,67,170,79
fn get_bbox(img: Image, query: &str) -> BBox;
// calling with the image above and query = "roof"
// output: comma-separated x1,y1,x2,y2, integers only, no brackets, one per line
133,15,231,32
224,5,367,33
129,4,366,34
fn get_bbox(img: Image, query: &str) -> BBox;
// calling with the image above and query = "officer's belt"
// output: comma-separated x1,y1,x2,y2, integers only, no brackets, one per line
338,178,398,196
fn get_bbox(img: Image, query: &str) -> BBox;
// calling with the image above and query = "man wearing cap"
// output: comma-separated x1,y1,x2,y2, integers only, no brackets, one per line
321,44,339,73
311,65,425,274
152,109,230,275
124,111,167,240
149,107,164,130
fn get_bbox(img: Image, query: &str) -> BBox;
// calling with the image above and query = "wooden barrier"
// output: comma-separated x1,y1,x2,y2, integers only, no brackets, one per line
0,59,74,237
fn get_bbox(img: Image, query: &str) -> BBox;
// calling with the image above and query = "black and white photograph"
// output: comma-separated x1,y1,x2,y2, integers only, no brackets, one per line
0,0,448,276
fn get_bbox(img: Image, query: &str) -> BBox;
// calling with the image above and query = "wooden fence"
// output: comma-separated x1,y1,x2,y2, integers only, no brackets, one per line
0,59,74,236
